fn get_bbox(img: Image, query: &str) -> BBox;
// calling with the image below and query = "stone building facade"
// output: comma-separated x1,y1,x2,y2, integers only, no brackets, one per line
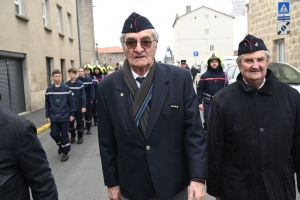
98,47,125,67
248,0,300,68
0,0,95,113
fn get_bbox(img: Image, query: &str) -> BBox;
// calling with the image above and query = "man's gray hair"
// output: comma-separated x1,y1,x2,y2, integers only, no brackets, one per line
119,29,159,49
237,51,271,65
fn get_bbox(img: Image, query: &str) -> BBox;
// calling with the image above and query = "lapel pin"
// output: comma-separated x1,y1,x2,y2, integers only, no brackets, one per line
255,42,258,46
171,105,178,109
120,93,124,96
130,24,133,28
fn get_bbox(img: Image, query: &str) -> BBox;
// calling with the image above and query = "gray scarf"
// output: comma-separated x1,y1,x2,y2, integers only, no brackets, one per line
123,59,155,138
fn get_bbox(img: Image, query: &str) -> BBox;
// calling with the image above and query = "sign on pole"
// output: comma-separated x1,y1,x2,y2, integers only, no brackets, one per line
193,51,198,56
277,16,290,20
278,2,290,15
277,21,290,35
231,0,246,16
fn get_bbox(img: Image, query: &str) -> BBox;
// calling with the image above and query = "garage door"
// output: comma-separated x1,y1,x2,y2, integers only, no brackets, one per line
0,58,25,113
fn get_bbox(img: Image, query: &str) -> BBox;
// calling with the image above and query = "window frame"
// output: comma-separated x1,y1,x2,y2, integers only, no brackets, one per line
15,0,22,14
210,45,214,51
205,29,209,35
204,15,209,23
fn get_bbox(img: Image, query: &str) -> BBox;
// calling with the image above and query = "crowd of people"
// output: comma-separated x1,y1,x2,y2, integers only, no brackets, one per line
1,10,300,200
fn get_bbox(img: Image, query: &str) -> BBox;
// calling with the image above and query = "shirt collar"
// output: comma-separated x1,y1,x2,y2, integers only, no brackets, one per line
131,69,149,79
243,78,266,89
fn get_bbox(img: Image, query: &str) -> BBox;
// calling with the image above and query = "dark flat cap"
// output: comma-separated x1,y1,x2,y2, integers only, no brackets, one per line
181,60,186,64
238,34,267,56
122,12,154,33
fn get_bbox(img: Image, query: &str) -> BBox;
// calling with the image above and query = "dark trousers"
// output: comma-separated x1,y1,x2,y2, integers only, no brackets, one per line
122,188,188,200
69,111,84,137
83,102,92,129
50,121,70,153
203,101,211,131
92,101,97,123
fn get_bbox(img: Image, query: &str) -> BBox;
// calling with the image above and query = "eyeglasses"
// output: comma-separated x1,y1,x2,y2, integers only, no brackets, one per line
124,39,157,49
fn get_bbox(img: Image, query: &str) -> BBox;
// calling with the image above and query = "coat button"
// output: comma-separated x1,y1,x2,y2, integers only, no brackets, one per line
260,128,264,132
146,146,150,150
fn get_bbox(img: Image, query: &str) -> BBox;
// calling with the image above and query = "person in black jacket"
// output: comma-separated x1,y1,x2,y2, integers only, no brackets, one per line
77,67,95,135
0,94,58,200
207,34,300,200
66,67,86,144
45,69,76,162
197,53,227,132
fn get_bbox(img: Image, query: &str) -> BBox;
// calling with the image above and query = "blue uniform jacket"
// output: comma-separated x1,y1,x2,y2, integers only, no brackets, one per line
77,76,95,103
45,83,75,122
65,79,86,111
197,69,227,104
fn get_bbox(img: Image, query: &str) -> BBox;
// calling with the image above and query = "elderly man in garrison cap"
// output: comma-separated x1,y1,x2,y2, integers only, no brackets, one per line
206,34,300,200
97,12,207,200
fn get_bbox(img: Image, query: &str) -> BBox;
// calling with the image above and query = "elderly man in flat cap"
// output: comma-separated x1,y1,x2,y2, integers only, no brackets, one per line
97,12,207,200
206,34,300,200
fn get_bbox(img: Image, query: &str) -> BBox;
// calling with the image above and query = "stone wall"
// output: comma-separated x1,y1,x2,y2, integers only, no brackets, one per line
248,0,300,68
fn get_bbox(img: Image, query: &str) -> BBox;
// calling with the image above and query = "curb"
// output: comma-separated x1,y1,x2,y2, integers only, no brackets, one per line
37,123,51,135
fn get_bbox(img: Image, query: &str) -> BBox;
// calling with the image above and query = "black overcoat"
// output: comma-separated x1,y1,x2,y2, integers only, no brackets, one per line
207,69,300,200
97,62,207,200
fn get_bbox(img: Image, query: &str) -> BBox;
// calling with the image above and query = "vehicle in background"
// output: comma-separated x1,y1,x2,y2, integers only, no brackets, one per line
224,62,300,93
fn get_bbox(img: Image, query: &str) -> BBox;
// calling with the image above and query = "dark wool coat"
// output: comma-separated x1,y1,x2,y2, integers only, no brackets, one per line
97,63,207,200
207,69,300,200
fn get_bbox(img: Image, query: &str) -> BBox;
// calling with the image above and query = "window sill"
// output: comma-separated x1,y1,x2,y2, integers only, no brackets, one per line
59,32,65,37
15,13,30,22
69,37,74,41
44,26,52,32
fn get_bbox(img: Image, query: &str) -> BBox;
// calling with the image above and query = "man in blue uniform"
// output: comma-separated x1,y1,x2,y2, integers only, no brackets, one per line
197,53,227,132
45,69,76,162
77,67,95,135
97,12,207,200
66,67,86,144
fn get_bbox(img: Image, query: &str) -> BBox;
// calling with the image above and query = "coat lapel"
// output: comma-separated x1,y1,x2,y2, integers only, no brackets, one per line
116,77,145,144
146,65,169,140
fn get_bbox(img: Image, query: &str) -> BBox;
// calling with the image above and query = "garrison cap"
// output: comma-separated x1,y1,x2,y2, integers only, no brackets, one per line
122,12,154,33
181,60,186,64
238,34,268,56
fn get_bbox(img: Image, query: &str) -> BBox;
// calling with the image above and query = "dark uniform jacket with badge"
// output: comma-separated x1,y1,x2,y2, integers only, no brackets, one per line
45,83,75,122
197,66,227,104
65,79,86,111
97,63,207,200
77,76,95,103
207,69,300,200
0,107,58,200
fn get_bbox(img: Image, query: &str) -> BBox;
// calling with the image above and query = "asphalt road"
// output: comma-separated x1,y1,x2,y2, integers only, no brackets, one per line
38,124,215,200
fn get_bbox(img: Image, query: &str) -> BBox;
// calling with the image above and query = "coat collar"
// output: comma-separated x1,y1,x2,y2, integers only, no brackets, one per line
115,63,169,142
236,68,273,95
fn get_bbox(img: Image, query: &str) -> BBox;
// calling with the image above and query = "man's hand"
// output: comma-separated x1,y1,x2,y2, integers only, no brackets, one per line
108,186,121,200
82,108,86,113
199,104,204,110
70,116,74,122
46,118,50,123
216,197,221,200
91,101,93,104
188,181,205,200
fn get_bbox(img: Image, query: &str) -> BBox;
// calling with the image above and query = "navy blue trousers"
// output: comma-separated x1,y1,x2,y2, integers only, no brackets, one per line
203,101,211,131
69,111,84,137
50,121,70,153
92,101,97,123
83,103,92,129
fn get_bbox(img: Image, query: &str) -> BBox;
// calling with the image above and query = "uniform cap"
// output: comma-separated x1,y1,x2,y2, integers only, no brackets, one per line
181,60,186,64
122,12,154,33
238,34,268,56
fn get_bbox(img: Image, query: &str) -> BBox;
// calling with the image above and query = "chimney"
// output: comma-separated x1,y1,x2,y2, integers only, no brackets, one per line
186,5,191,13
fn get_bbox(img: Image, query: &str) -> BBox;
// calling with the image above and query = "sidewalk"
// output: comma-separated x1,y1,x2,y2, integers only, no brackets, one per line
19,108,50,134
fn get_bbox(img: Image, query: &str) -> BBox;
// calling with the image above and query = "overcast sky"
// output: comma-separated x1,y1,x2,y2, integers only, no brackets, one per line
92,0,249,61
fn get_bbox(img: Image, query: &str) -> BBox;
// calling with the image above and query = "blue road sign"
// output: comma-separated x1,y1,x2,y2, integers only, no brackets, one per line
193,51,198,56
277,16,290,20
278,2,290,15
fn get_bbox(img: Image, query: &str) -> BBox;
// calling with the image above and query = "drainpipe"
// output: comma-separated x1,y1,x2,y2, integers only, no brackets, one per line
76,0,82,66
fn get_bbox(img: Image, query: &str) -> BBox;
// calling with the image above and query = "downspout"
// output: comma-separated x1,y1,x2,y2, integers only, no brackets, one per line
76,0,82,66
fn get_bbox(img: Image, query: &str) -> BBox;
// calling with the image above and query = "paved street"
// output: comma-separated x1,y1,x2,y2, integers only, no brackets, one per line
38,124,215,200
